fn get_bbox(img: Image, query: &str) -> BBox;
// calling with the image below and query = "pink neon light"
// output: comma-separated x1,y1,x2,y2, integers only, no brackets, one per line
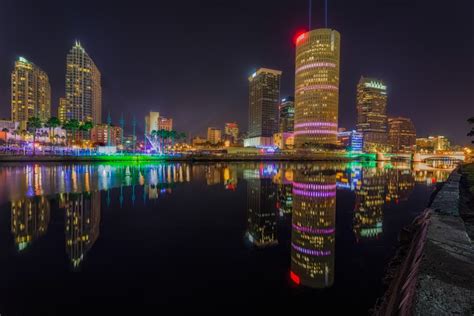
294,122,337,128
292,223,335,235
293,189,336,198
296,84,338,94
291,243,331,256
294,130,338,135
293,182,336,191
296,62,336,74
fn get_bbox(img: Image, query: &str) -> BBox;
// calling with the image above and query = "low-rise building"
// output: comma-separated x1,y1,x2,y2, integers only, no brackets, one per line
91,124,123,146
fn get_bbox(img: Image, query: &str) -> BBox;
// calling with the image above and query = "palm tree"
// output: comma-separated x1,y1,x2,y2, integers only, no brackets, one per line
27,117,43,155
63,119,80,146
45,117,61,144
2,128,9,133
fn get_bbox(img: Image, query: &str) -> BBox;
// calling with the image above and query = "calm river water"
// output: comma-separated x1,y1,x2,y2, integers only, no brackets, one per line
0,162,451,314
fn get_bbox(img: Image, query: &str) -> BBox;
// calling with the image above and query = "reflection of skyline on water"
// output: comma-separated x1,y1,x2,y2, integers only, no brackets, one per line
3,162,452,275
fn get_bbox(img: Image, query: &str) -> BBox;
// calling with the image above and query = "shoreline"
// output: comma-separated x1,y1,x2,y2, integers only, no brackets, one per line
0,153,374,163
374,165,474,315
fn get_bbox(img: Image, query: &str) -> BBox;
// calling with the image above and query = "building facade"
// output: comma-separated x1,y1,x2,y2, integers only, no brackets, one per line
246,68,282,146
11,57,51,129
58,97,67,124
337,130,363,152
387,116,416,152
279,96,295,133
157,117,173,131
65,41,102,124
145,111,160,135
207,127,222,145
91,124,123,146
294,29,341,148
416,136,450,153
356,77,388,151
224,122,239,143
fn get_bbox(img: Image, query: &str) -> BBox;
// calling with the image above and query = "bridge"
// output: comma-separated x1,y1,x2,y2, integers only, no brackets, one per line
375,152,465,163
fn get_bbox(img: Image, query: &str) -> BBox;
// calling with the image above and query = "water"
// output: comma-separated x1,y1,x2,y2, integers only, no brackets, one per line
0,162,451,314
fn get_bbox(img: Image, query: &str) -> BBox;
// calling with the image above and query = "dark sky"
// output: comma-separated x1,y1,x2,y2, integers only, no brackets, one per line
0,0,472,144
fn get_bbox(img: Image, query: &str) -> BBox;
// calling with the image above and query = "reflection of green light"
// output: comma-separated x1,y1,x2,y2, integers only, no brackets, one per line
18,242,28,251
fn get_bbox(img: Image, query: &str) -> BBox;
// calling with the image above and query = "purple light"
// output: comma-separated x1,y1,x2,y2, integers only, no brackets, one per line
293,182,336,191
292,223,335,235
294,122,337,128
293,189,336,198
291,243,331,256
294,130,338,135
295,84,338,94
295,62,336,74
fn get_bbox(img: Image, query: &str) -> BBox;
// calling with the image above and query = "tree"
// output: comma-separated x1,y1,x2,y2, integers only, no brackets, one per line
45,117,61,144
2,128,9,133
468,117,474,144
27,117,43,155
63,119,80,146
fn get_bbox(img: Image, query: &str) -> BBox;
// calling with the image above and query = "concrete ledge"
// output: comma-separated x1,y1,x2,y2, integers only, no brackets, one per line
414,169,474,315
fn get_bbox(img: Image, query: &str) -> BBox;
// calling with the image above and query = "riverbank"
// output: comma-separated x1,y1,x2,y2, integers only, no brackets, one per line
0,152,372,163
375,164,474,315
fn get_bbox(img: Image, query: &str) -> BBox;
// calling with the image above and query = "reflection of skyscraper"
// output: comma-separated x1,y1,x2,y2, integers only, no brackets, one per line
11,196,50,251
290,167,336,288
386,169,415,202
245,170,278,247
353,168,386,241
64,191,101,268
277,183,293,216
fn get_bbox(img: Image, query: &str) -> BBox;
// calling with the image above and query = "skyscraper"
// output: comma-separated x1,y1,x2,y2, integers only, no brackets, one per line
157,117,173,131
245,68,282,147
145,111,160,135
279,96,295,133
294,29,341,148
11,57,51,129
65,41,102,124
207,127,222,145
356,77,388,151
58,97,67,124
224,122,239,143
387,116,416,152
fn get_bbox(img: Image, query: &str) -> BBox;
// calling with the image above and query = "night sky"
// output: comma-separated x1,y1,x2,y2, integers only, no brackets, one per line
0,0,472,144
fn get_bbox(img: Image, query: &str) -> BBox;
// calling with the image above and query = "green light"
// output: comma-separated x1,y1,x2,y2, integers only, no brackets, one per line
365,81,387,90
19,57,28,63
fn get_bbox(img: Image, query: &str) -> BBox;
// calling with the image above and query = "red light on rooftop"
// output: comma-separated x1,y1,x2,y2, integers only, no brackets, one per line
293,30,307,45
290,271,300,285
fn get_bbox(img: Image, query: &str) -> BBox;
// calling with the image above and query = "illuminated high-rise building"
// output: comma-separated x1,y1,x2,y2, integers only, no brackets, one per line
157,117,173,131
388,116,416,152
64,191,101,269
279,96,295,133
356,77,388,151
11,196,50,251
65,41,102,124
245,68,282,147
11,57,51,129
294,29,341,148
224,122,239,143
290,166,336,288
207,127,222,145
58,97,67,124
145,111,160,135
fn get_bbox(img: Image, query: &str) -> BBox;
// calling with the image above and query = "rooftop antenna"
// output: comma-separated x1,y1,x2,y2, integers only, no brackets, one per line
325,0,328,28
308,0,312,30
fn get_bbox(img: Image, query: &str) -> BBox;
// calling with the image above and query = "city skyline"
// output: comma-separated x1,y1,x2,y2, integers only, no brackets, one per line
0,0,472,145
